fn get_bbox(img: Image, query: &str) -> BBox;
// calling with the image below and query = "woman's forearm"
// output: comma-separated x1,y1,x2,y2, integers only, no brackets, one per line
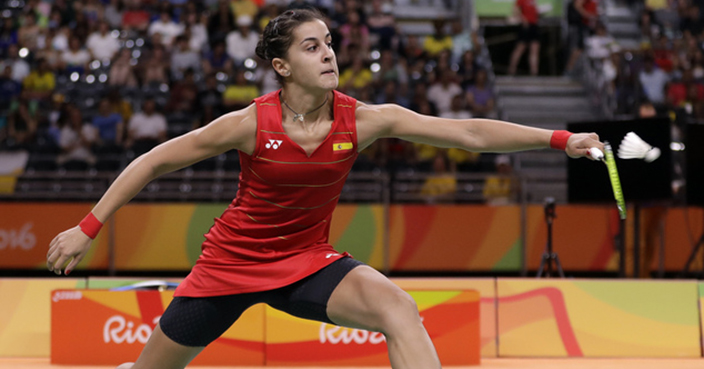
464,118,552,152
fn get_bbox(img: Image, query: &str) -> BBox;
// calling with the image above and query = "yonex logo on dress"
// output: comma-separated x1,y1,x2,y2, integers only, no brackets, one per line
265,139,283,149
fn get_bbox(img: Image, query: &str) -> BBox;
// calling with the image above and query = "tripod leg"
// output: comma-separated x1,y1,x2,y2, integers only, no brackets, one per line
537,253,546,277
553,253,565,278
681,234,704,276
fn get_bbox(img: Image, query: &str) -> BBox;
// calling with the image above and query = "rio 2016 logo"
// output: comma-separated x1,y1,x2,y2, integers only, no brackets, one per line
319,323,386,345
0,223,36,251
103,315,160,344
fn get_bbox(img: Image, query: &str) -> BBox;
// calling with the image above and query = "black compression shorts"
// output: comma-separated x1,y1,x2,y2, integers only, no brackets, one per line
159,256,365,347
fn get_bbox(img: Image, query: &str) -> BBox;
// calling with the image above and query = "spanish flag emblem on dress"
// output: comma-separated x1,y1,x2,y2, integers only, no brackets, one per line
333,142,353,152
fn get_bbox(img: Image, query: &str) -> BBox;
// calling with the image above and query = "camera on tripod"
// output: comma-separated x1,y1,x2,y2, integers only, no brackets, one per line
537,196,564,278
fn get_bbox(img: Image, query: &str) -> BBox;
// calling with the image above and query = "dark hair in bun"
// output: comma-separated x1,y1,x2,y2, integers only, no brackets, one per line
256,8,326,83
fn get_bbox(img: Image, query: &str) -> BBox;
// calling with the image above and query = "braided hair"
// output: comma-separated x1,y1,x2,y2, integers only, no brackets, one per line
255,8,326,84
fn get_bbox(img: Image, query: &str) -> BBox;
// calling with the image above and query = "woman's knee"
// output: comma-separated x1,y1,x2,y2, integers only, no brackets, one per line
373,289,422,333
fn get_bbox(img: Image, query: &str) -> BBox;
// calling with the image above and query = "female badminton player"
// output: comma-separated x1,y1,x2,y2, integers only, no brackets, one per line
46,9,603,369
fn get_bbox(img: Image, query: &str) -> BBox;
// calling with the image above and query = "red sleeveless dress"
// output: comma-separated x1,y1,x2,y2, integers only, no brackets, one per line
175,90,359,297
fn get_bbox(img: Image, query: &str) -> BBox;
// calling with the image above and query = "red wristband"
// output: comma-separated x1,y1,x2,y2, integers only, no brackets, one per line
550,130,573,151
79,213,103,239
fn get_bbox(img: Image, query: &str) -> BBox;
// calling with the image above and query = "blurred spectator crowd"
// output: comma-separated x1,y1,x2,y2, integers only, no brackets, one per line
574,0,704,124
0,0,501,179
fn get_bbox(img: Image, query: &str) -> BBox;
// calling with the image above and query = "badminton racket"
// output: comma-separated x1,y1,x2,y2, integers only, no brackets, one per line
588,143,627,220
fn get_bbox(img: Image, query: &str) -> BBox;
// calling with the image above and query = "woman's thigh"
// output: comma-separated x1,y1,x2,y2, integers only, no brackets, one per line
267,257,365,324
325,265,419,332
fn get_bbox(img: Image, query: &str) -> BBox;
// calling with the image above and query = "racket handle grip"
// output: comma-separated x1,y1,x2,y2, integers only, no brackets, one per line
587,148,604,161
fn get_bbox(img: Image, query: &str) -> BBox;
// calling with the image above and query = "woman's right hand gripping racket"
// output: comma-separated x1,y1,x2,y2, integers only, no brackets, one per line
588,143,627,220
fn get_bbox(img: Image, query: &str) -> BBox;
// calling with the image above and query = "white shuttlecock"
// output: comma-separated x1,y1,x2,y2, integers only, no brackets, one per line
618,132,661,162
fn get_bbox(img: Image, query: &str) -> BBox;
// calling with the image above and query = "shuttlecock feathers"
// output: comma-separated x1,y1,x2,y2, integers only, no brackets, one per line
617,132,661,162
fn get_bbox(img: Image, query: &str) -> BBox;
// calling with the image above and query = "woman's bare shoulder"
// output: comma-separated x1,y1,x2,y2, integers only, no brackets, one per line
198,103,258,154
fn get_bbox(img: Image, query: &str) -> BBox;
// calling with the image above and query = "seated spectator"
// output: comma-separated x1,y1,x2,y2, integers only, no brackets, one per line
141,45,170,85
466,69,496,118
586,23,619,61
223,69,260,110
167,68,198,115
399,34,426,65
651,34,675,72
56,105,97,169
257,4,281,32
681,83,704,119
184,12,209,54
354,139,387,171
192,104,216,131
483,154,517,205
35,29,64,71
440,93,472,120
357,86,375,104
231,0,259,20
375,79,410,107
170,35,201,81
638,9,658,49
256,61,280,96
197,73,224,117
692,51,704,80
86,21,121,61
679,3,703,37
447,147,481,172
202,40,233,75
125,98,167,156
104,0,124,29
420,152,457,204
457,50,477,89
81,0,103,23
6,94,38,149
385,137,416,172
149,10,184,48
22,58,55,103
226,15,259,66
339,10,370,57
414,142,440,171
207,0,235,44
17,12,41,52
0,65,22,110
50,26,70,53
427,69,463,115
450,18,475,65
638,56,670,105
423,20,453,58
0,44,30,83
69,8,91,42
372,50,408,87
666,68,704,108
0,18,18,58
109,48,139,88
638,100,657,118
367,0,396,51
410,83,438,115
60,36,91,75
91,98,124,152
106,87,133,126
45,93,66,144
122,1,151,34
339,55,373,96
